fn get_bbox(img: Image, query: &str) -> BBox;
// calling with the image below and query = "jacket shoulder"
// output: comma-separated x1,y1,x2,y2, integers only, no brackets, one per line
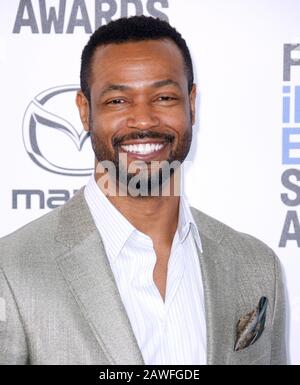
0,204,61,266
0,188,94,270
191,206,277,261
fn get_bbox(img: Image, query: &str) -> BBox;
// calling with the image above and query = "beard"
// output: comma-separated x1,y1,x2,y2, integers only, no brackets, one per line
90,117,193,197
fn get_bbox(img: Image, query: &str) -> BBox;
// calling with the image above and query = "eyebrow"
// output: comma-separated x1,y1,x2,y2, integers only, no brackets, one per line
152,79,181,89
99,79,181,98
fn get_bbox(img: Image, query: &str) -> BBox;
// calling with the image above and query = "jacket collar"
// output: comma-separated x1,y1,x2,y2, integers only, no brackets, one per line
55,189,144,364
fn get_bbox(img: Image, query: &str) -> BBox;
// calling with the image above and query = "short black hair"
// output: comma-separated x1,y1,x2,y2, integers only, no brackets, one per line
80,15,194,102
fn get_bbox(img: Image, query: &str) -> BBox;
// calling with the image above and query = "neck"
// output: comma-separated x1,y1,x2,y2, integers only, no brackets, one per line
94,168,181,247
111,193,179,245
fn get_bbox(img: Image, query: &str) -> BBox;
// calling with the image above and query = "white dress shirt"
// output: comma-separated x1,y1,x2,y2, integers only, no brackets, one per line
84,176,207,364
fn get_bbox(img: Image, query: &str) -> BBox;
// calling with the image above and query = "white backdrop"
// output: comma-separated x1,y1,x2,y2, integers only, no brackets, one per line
0,0,299,364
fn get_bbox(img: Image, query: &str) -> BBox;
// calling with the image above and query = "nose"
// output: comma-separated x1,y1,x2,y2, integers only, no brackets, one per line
126,103,160,130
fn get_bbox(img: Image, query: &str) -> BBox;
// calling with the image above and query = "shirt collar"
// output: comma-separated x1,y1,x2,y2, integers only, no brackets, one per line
178,194,203,253
84,175,203,262
84,175,135,264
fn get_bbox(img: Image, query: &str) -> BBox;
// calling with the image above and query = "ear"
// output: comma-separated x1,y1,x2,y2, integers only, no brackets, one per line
76,90,90,132
189,84,196,125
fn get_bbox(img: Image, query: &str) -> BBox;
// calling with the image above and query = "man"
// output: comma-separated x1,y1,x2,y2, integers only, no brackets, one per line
0,16,286,365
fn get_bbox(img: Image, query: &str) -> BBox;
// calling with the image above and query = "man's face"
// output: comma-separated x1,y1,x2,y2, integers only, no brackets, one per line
77,39,196,194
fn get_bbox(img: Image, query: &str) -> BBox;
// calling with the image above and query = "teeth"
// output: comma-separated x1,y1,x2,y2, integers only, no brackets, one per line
121,143,164,155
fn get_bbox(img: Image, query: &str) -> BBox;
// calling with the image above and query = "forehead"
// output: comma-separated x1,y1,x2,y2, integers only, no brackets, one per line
89,39,187,88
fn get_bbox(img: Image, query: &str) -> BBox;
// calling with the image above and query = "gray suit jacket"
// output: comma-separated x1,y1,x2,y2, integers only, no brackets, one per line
0,190,287,365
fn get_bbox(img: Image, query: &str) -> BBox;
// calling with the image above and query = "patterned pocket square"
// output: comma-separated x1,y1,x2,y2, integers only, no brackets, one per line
234,296,268,351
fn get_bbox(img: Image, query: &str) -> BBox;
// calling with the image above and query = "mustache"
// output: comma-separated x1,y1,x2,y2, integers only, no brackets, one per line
112,130,175,147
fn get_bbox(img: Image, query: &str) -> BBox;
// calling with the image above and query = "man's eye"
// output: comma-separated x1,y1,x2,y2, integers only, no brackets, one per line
157,96,177,102
107,99,125,105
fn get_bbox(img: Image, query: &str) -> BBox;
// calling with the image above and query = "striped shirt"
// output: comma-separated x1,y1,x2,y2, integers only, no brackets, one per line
84,176,207,364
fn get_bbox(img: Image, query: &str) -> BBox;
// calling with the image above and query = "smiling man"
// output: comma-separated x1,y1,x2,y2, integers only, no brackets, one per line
0,16,287,365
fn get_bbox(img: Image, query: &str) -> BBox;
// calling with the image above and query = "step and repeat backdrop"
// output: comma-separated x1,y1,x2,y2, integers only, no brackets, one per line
0,0,299,364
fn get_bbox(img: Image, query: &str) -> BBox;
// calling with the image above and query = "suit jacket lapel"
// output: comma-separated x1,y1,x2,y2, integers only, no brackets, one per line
55,190,144,365
192,209,238,365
